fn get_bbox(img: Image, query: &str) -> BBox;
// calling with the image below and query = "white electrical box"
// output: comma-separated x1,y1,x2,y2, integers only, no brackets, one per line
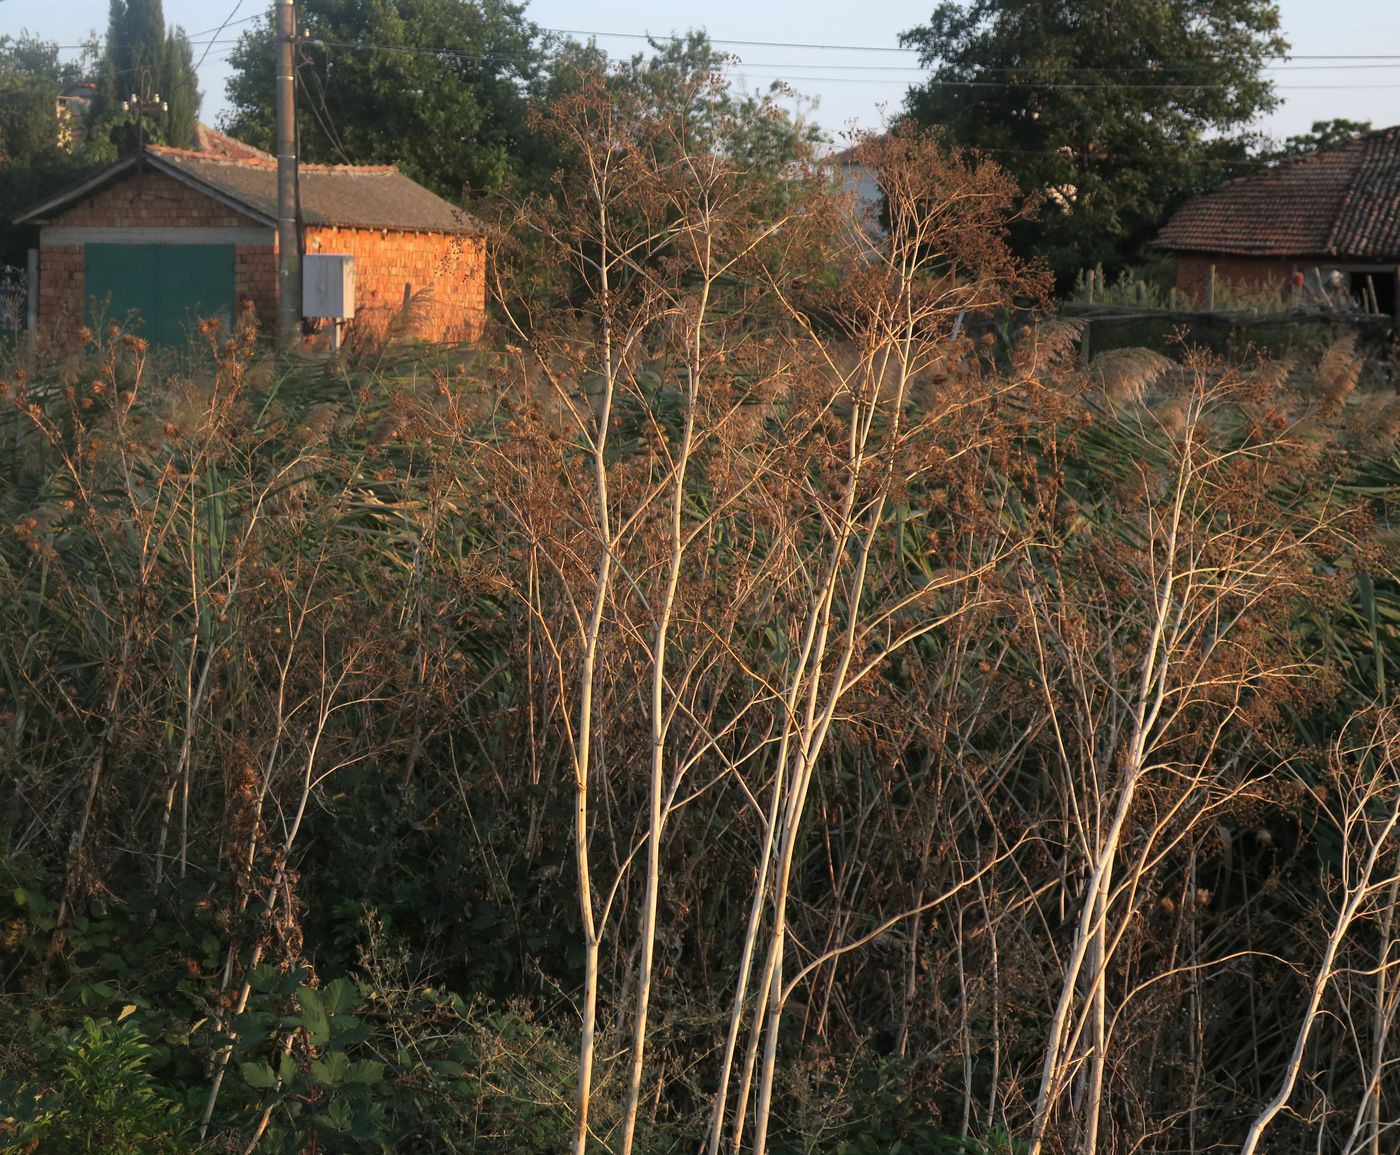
303,254,355,319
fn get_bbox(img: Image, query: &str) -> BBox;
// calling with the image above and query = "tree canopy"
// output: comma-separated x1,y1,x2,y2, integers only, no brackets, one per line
901,0,1287,284
223,0,549,200
0,36,83,165
0,36,99,264
223,8,822,207
1267,117,1373,161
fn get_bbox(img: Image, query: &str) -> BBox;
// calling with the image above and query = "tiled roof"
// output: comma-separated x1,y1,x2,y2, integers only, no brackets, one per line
148,148,481,234
17,124,482,235
1157,127,1400,259
187,124,276,164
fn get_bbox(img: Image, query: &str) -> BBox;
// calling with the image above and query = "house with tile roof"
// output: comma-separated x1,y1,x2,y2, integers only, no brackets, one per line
1156,126,1400,316
17,127,486,346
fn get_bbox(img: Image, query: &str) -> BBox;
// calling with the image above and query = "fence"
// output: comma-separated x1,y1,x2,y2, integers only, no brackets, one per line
1062,302,1396,372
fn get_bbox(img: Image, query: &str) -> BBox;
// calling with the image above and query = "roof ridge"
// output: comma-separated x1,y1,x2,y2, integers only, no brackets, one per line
1326,127,1400,257
149,144,273,163
19,143,480,234
152,147,399,176
301,163,399,174
1197,132,1365,199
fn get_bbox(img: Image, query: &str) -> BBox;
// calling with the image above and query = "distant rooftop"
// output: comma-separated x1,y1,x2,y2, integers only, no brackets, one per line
1157,127,1400,259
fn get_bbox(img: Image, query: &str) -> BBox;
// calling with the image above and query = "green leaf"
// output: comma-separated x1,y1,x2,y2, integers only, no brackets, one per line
322,976,360,1015
240,1061,278,1090
297,985,331,1046
331,1016,372,1046
345,1059,384,1085
311,1050,350,1086
248,963,281,993
320,1097,353,1132
1359,571,1385,701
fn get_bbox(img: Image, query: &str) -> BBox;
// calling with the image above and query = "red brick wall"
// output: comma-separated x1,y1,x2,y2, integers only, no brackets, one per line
39,238,280,338
306,226,486,344
52,168,253,230
235,245,279,332
1174,253,1300,302
37,245,83,329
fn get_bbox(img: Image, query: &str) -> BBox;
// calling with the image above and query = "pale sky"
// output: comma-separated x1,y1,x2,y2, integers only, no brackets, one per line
12,0,1400,147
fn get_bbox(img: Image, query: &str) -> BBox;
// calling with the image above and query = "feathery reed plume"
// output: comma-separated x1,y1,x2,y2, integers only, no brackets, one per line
1317,333,1362,414
1090,346,1174,405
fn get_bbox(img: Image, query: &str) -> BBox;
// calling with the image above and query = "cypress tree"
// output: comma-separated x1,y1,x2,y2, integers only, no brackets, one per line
93,0,201,155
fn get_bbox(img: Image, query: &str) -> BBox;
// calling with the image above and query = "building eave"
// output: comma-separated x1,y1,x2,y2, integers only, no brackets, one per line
14,150,278,229
14,156,140,225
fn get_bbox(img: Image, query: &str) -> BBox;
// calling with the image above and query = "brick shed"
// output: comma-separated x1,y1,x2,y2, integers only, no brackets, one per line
17,128,486,346
1156,126,1400,316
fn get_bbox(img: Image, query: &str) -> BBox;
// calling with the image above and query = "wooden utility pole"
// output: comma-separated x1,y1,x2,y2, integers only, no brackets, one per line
276,0,300,349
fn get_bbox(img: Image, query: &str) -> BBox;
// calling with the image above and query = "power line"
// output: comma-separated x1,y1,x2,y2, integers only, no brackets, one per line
704,59,1400,75
34,22,1400,101
544,28,917,53
736,72,1400,91
194,1,246,73
45,25,1400,71
541,28,1400,63
290,36,1400,91
273,39,1400,93
187,12,262,39
296,44,352,165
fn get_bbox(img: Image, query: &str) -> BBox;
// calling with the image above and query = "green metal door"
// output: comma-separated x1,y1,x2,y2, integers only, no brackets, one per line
85,243,235,346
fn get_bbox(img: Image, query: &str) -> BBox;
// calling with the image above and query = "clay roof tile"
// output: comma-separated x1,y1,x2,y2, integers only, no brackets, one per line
1158,128,1400,259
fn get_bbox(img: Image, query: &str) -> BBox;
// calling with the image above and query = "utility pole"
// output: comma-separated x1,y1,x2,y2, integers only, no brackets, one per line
276,0,301,350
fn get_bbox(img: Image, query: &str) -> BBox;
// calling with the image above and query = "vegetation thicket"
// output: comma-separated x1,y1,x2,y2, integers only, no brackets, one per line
4,53,1400,1155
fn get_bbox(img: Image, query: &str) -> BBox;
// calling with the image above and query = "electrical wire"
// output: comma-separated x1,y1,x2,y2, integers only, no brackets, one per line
194,1,246,73
294,36,1400,92
187,12,262,39
296,42,354,166
48,29,1400,77
36,20,1400,116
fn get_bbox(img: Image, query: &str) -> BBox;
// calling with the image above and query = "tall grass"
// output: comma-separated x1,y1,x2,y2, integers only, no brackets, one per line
2,138,1400,1155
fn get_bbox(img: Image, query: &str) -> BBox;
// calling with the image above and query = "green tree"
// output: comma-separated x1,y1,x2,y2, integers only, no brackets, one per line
91,0,202,154
1267,116,1373,160
160,25,199,149
0,36,99,264
625,32,823,193
901,0,1287,285
0,35,80,163
223,0,548,200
